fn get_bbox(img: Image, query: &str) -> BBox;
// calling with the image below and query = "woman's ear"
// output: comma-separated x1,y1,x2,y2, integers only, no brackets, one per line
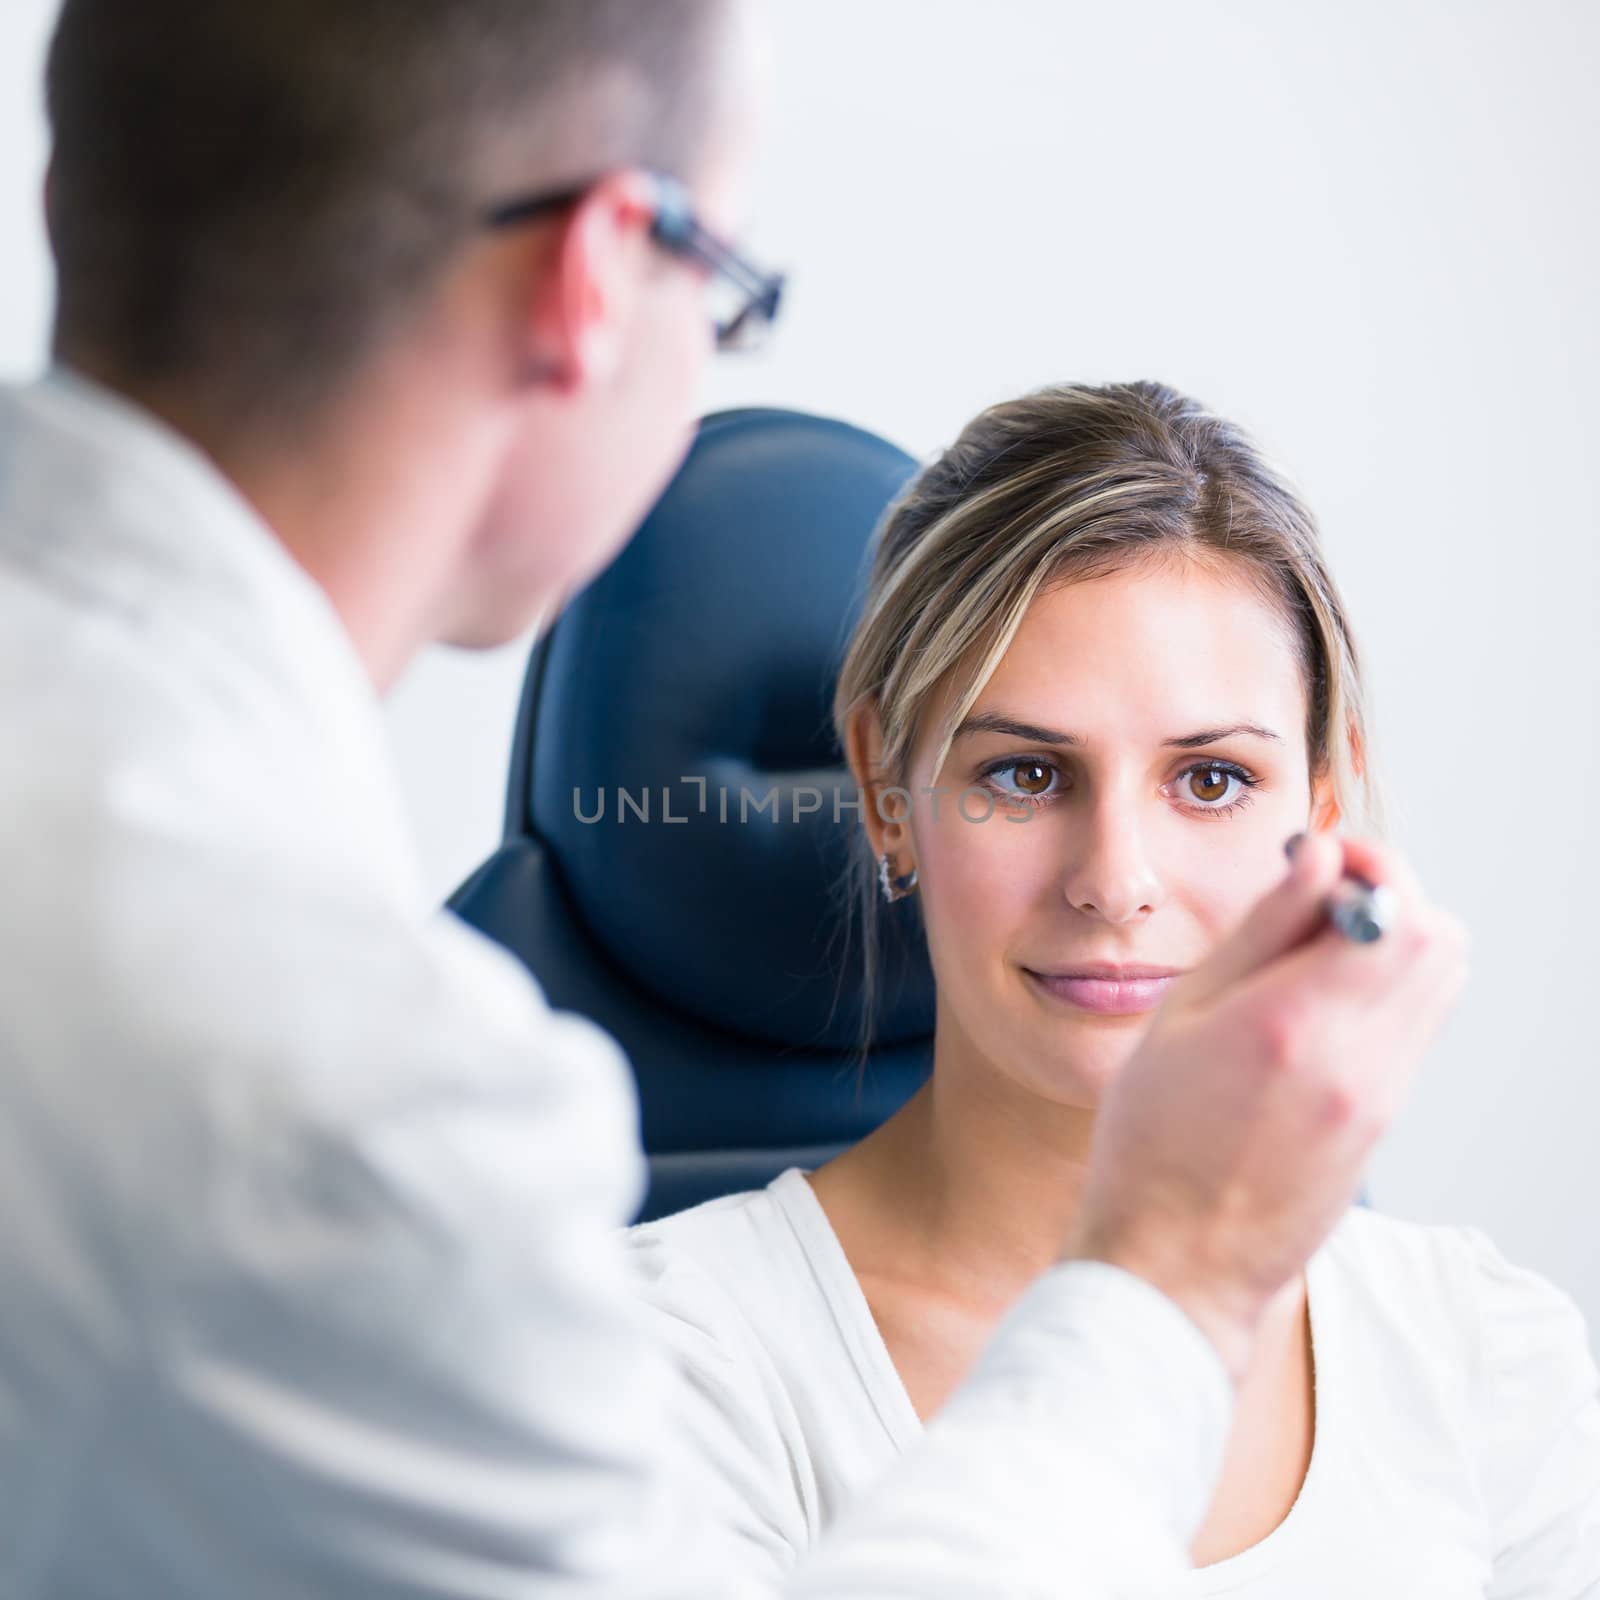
1348,719,1367,781
1310,717,1366,832
1309,761,1343,832
1305,713,1369,833
1310,782,1342,833
844,700,909,865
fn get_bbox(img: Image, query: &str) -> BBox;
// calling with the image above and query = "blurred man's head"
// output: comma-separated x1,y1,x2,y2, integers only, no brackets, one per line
43,0,773,675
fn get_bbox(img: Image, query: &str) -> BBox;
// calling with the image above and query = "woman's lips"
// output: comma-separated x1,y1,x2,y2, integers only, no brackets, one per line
1024,969,1179,1015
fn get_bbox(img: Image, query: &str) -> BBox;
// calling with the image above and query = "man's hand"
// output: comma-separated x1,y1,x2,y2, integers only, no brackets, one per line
1068,830,1469,1381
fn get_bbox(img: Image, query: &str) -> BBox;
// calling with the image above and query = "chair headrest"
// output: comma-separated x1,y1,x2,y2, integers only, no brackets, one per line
510,408,936,1051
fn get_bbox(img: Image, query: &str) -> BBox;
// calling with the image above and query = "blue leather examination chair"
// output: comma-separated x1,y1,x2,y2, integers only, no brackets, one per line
447,409,937,1223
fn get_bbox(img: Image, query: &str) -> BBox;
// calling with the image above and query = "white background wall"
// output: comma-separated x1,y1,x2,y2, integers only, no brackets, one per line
4,2,1596,1341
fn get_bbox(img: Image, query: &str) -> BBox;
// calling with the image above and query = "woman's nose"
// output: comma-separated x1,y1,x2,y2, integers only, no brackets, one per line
1058,800,1163,924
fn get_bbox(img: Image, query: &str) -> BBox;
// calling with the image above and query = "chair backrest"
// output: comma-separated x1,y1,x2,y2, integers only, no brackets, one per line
448,408,936,1221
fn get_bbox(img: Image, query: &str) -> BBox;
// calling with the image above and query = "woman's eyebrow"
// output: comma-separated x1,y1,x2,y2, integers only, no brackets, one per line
952,711,1283,748
1163,722,1284,748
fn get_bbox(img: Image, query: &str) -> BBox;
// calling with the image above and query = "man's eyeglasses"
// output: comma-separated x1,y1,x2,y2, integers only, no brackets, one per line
484,171,786,354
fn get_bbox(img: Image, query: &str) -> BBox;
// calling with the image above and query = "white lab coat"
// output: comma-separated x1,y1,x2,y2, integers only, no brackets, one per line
0,368,1233,1598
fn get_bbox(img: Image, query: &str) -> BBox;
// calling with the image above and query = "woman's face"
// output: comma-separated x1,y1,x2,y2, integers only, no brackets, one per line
897,557,1335,1110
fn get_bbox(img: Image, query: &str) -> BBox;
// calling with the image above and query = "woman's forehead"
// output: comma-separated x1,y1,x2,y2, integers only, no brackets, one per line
945,563,1307,750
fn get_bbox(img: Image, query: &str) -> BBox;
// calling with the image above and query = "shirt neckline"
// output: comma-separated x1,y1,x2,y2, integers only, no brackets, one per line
769,1164,1340,1586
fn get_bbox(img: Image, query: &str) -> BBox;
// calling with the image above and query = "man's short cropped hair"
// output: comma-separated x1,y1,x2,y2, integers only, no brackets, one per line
45,0,728,429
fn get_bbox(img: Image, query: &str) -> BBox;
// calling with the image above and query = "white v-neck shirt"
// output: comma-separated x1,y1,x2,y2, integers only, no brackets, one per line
624,1168,1600,1597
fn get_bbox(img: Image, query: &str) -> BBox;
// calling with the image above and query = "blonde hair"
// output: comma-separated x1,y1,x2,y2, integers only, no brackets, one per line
831,379,1384,1061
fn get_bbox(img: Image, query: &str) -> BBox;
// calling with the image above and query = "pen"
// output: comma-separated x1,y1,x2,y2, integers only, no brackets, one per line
1285,835,1397,944
1327,874,1396,944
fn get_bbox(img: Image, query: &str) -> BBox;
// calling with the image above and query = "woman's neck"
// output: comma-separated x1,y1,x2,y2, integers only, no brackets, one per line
810,1028,1314,1432
816,1042,1101,1311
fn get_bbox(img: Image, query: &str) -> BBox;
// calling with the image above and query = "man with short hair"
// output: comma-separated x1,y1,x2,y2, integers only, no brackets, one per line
0,2,1462,1595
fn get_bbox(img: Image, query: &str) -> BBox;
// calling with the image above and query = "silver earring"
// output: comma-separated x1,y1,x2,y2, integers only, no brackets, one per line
878,852,919,903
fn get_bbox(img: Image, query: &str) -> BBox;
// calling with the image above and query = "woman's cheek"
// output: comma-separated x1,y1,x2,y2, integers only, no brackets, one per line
1179,837,1292,945
917,800,1044,955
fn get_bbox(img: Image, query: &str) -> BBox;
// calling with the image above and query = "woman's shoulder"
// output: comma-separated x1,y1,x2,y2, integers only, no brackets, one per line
618,1168,858,1386
1321,1205,1598,1415
616,1169,900,1560
623,1181,781,1278
1325,1205,1589,1327
1321,1203,1486,1304
1330,1209,1600,1581
622,1171,811,1318
615,1177,847,1567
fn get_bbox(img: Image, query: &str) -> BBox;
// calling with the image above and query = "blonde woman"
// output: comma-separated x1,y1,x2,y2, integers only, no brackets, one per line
624,381,1600,1594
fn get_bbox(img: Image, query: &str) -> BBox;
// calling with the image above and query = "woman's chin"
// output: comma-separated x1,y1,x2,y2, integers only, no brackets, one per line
988,1027,1142,1111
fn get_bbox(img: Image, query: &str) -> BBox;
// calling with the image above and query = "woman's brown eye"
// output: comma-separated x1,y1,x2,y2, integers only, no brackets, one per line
1012,761,1053,795
1188,766,1232,803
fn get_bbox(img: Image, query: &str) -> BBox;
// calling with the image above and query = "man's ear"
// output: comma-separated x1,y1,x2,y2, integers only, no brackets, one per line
845,699,911,863
523,169,658,393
